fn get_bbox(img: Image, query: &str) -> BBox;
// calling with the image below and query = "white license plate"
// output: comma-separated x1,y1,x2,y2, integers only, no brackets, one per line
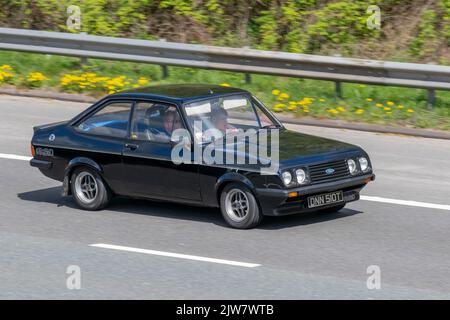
307,191,344,208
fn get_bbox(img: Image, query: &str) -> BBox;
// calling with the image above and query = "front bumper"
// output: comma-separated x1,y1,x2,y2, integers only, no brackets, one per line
256,173,375,216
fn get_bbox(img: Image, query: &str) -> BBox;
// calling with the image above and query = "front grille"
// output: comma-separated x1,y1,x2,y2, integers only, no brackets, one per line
308,159,350,183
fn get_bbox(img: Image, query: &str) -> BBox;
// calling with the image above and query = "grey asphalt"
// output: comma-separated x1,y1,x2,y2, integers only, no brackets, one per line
0,94,449,299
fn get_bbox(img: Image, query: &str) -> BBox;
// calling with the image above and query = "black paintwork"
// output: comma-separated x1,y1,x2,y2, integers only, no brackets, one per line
30,84,374,215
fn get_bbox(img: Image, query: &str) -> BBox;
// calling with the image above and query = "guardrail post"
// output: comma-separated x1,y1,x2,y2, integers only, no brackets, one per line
79,32,88,65
158,38,169,79
245,73,252,84
427,89,435,110
335,81,343,99
161,65,169,79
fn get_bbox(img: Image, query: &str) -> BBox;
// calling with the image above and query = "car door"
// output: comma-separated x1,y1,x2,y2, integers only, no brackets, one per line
121,100,201,202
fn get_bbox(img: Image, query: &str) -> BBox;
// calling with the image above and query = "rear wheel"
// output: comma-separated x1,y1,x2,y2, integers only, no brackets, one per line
220,183,263,229
71,167,111,210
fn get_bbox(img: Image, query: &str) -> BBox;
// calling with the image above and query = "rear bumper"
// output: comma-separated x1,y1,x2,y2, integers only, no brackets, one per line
30,158,52,169
256,173,375,216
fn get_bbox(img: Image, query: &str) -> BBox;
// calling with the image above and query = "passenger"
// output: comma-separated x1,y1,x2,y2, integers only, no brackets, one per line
210,108,231,133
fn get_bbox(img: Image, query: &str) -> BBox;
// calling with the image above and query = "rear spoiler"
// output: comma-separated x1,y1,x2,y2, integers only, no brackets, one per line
33,120,68,132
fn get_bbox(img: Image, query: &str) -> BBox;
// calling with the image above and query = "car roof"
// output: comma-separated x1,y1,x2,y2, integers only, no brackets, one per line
110,84,250,104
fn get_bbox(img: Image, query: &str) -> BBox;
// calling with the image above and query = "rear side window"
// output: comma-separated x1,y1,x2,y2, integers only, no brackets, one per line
76,102,132,138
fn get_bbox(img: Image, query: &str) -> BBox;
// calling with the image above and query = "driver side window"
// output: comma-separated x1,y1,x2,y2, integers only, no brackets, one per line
130,102,183,142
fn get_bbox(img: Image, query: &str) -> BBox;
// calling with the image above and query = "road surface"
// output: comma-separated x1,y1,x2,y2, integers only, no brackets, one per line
0,95,449,299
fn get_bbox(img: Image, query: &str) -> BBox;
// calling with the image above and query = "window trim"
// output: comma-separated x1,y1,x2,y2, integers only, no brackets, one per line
72,99,135,139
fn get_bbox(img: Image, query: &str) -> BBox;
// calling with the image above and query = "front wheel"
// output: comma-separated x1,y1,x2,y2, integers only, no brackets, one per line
220,183,263,229
71,167,112,210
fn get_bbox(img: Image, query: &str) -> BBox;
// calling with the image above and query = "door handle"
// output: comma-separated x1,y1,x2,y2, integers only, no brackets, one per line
125,143,139,151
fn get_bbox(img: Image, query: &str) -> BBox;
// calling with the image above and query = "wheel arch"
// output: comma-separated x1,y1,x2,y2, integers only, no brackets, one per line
63,157,103,196
215,172,257,204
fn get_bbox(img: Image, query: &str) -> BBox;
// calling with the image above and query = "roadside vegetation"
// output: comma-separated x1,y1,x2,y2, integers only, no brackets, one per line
1,0,449,65
0,1,449,129
1,51,450,130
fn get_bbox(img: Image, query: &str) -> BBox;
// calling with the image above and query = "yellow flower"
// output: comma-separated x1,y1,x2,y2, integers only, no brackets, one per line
327,108,339,114
366,98,373,102
0,64,13,70
274,103,286,109
277,92,289,100
355,109,365,114
387,101,394,106
137,77,149,86
271,89,280,95
220,83,230,87
385,111,392,115
375,103,383,107
303,109,310,113
319,98,326,102
397,105,404,109
288,105,296,111
337,106,346,112
407,108,415,113
383,107,391,111
27,72,48,82
298,97,313,105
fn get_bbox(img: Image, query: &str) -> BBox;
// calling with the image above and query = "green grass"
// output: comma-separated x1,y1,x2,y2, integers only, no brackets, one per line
1,51,450,130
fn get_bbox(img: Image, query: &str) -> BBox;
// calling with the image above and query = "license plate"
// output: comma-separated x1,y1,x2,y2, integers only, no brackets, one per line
307,191,344,208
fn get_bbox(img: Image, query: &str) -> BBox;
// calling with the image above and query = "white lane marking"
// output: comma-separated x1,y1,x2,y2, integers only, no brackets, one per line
2,152,450,212
90,243,261,268
0,153,31,161
360,195,450,211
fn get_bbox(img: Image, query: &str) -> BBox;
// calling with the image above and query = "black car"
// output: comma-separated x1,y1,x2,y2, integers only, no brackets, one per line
30,84,375,229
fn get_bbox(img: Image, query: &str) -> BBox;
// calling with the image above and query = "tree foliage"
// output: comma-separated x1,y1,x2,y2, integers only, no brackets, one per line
0,0,448,62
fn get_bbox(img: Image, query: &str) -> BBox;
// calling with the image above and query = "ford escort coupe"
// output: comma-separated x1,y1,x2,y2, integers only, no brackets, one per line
30,84,375,229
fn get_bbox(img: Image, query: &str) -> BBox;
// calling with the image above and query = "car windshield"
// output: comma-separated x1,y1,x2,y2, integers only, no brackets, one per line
184,94,279,143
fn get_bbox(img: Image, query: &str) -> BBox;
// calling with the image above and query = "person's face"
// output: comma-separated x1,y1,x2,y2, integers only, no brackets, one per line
164,113,182,134
213,115,228,132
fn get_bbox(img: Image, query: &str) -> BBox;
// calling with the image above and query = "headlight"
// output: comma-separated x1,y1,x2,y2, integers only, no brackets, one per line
295,168,307,184
281,171,292,186
347,159,357,174
359,157,369,171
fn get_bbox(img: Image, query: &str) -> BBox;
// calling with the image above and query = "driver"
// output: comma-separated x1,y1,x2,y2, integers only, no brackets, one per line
145,107,182,142
163,108,182,136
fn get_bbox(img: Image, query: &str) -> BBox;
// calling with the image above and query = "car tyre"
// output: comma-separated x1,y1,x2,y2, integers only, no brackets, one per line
220,183,263,229
71,166,111,210
317,203,345,214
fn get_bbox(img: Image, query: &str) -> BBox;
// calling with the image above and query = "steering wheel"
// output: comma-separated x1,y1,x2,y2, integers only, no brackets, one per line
145,127,169,142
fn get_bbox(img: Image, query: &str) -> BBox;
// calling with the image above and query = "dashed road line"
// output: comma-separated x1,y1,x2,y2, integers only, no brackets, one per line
90,243,261,268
